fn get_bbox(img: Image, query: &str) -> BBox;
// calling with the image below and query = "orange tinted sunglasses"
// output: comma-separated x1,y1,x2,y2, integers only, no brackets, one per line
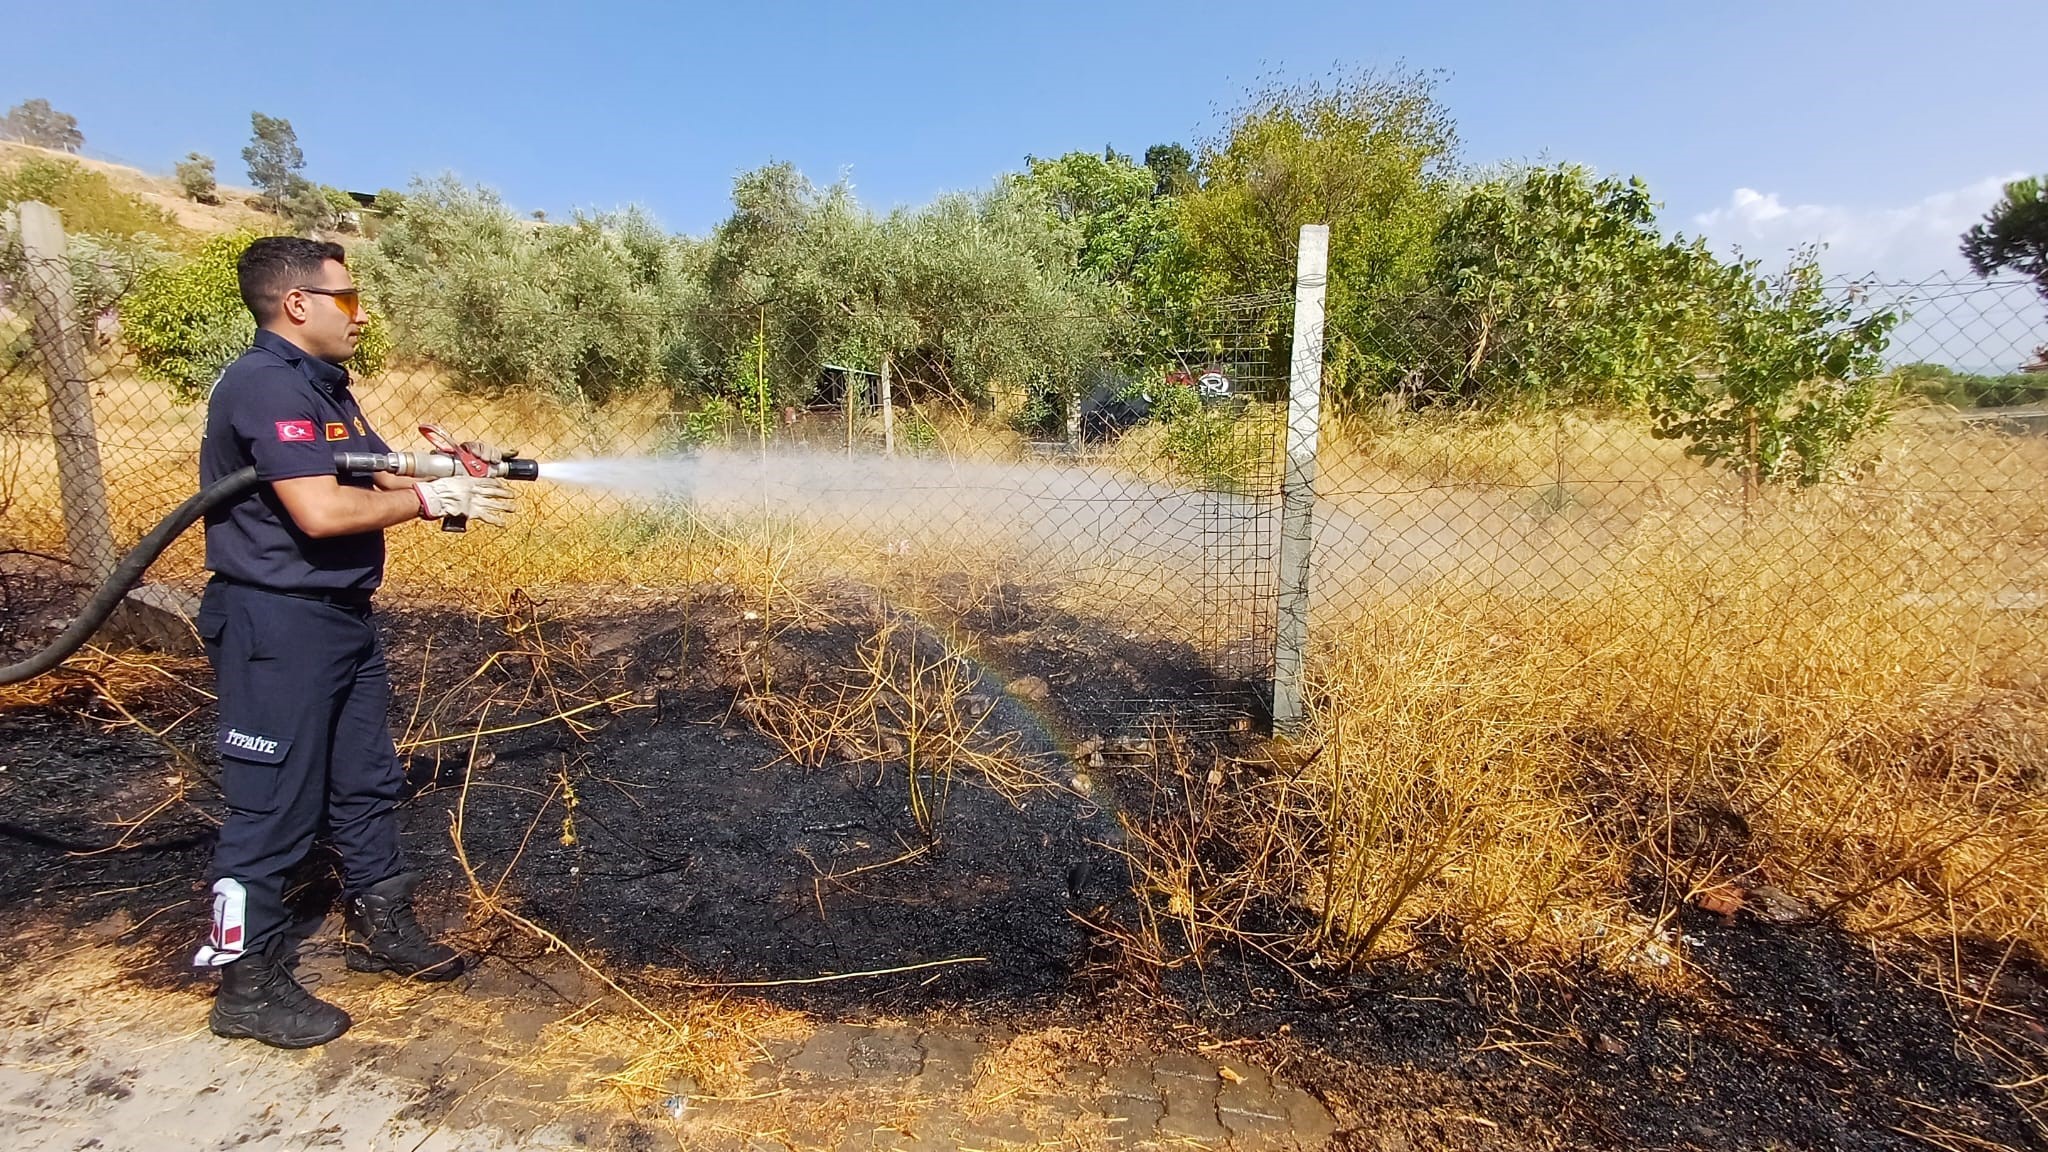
294,286,363,317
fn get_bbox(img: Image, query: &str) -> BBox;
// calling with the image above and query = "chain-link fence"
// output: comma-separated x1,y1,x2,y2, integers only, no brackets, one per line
3,201,2046,738
0,207,1299,732
1297,270,2048,678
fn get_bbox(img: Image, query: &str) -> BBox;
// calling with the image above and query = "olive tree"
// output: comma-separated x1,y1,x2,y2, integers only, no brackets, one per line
693,163,1115,413
356,177,701,403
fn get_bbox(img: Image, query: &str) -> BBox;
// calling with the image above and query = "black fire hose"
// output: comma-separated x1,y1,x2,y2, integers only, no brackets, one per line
0,443,538,687
0,465,261,686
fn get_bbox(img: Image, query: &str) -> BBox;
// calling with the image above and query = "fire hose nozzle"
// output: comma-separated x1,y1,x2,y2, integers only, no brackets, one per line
338,433,540,533
334,451,541,482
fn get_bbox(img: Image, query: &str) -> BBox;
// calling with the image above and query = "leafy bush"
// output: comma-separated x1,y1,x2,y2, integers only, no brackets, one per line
663,397,739,451
1160,400,1266,491
897,406,938,454
0,156,184,242
122,232,390,402
0,214,170,332
175,153,218,205
1009,387,1060,437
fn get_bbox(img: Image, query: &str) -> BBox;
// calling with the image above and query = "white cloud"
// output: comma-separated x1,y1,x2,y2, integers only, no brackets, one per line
1691,174,2024,279
1692,175,2047,372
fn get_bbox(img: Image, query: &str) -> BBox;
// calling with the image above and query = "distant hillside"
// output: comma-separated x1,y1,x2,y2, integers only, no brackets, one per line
0,140,274,238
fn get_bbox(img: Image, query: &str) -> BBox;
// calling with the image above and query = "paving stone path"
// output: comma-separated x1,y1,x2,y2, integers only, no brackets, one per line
1,937,1338,1151
663,1022,1338,1151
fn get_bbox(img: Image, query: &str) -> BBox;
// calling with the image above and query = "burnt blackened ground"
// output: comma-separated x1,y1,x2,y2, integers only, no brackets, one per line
1164,919,2048,1151
0,579,2043,1150
425,661,1121,1013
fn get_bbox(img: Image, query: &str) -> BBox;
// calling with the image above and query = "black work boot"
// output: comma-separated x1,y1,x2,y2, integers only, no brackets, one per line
209,936,352,1049
344,871,467,981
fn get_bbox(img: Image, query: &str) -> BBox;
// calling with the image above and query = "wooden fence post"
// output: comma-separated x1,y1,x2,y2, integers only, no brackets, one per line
16,202,117,585
1272,224,1329,738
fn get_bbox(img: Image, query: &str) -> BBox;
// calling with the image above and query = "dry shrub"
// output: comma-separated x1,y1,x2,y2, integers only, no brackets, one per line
1326,409,1553,488
737,611,1040,837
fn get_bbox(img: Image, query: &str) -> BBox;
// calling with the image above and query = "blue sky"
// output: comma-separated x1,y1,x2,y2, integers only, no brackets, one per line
7,0,2043,278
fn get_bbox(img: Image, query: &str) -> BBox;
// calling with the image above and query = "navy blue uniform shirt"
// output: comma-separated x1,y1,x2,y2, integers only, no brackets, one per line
201,330,392,592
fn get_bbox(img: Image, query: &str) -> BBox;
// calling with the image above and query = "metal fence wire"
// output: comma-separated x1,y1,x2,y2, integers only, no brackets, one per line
2,206,2047,739
1300,273,2048,671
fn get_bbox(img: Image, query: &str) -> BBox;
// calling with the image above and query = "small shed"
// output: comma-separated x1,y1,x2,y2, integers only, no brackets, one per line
815,364,884,416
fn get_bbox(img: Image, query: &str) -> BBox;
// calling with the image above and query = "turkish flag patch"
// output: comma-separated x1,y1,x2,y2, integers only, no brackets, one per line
275,420,317,442
325,422,349,441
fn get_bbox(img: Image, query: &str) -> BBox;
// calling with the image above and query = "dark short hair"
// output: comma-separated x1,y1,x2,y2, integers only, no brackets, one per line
237,236,348,324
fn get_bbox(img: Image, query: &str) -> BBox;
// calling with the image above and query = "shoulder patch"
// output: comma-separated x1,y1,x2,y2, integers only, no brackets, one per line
275,420,316,442
325,422,350,441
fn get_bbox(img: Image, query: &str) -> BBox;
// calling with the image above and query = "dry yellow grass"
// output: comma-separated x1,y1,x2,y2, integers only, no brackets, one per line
1119,463,2048,978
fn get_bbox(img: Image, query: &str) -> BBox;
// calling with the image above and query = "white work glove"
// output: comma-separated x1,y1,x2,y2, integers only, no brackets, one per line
415,475,517,526
461,440,520,463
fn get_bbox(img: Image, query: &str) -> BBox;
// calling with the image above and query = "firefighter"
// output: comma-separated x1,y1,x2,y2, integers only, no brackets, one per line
193,236,515,1048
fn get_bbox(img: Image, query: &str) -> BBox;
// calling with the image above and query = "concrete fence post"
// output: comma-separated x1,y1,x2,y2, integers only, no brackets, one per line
1272,224,1329,737
880,352,896,457
16,201,117,586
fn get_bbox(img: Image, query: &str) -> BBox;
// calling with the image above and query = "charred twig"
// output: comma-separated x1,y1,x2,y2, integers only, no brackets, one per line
673,956,986,989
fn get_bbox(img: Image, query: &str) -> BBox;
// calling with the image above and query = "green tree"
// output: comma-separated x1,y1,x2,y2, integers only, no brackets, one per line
1143,143,1195,197
0,99,83,152
1961,174,2048,300
1651,251,1897,487
122,232,389,401
882,182,1115,407
175,152,218,204
243,112,307,214
1008,150,1186,338
1175,67,1459,395
1416,165,1731,408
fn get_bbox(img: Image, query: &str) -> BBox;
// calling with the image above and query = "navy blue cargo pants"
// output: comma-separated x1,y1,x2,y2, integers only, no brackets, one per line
192,578,406,966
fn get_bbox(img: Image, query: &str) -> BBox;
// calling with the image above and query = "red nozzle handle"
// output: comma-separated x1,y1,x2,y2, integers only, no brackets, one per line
418,424,481,533
419,424,490,478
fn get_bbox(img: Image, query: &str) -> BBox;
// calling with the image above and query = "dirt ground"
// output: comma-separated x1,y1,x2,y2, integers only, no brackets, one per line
1,572,2044,1150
